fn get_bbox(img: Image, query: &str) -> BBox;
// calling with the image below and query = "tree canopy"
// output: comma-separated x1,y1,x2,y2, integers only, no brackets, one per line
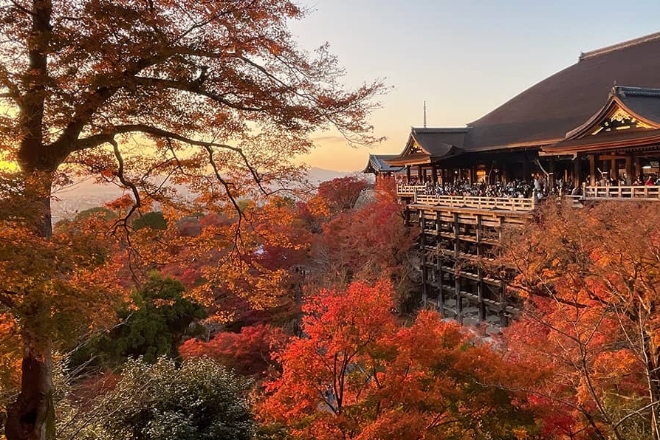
0,1,384,439
501,201,660,439
259,280,539,440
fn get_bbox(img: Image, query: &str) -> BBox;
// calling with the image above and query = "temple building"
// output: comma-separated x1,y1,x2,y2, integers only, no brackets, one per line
383,31,660,190
369,32,660,329
362,154,403,180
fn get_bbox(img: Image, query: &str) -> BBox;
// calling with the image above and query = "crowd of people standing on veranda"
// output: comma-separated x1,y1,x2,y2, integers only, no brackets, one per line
403,172,660,200
592,173,660,186
407,174,576,200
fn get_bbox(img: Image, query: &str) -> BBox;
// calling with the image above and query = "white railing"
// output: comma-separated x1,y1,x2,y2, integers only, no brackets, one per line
396,184,427,196
583,185,660,200
412,193,536,211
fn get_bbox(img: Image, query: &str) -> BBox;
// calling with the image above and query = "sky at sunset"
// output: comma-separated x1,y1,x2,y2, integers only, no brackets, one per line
290,0,660,171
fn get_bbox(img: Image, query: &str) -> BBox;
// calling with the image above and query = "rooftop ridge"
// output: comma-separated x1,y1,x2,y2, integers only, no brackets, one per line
614,85,660,98
580,31,660,61
411,126,468,133
368,153,399,158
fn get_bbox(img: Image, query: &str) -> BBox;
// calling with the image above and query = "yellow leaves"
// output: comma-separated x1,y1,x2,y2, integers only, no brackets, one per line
0,203,126,349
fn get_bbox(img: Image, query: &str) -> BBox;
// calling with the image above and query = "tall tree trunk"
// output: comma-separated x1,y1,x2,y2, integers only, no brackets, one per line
5,342,54,440
5,179,55,440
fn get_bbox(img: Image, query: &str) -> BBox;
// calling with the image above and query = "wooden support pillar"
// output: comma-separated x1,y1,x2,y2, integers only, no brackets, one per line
589,154,596,186
634,156,642,181
498,217,508,326
625,155,633,185
499,281,507,327
476,214,485,322
417,165,423,182
420,211,427,303
470,166,476,184
548,157,556,189
436,212,444,316
573,156,581,187
611,158,619,181
406,165,411,183
453,212,461,321
431,166,438,185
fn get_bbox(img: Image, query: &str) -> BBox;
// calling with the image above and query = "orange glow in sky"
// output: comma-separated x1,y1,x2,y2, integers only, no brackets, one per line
291,0,660,172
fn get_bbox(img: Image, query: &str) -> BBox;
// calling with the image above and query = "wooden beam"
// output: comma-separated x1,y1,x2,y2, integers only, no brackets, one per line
522,154,530,181
548,157,555,189
453,212,462,323
611,158,619,181
589,154,596,186
436,211,444,317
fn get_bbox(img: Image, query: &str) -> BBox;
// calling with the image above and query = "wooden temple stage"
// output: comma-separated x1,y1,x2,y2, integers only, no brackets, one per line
363,32,660,330
396,184,660,330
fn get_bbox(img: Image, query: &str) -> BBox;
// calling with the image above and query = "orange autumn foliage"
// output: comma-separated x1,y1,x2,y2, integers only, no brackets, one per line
127,197,312,327
1,0,384,435
500,201,660,439
259,280,538,440
307,176,368,218
314,190,416,287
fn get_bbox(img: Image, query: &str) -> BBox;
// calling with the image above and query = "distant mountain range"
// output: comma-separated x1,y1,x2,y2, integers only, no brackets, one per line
51,167,355,222
305,167,355,184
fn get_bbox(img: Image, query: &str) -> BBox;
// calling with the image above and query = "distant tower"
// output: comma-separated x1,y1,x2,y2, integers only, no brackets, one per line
423,101,427,128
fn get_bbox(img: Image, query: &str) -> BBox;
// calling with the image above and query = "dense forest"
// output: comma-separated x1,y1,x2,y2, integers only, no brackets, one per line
1,177,660,440
1,1,660,439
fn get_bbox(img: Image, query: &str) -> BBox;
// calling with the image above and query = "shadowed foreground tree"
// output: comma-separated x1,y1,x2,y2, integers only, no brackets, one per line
0,199,122,440
67,273,206,374
0,1,383,438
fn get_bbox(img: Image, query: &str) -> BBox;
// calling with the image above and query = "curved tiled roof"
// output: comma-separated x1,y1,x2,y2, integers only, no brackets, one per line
412,127,466,155
464,32,660,151
363,154,403,173
617,86,660,124
386,127,467,166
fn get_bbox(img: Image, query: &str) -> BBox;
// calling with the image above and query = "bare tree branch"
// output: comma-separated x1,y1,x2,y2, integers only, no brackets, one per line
131,76,264,112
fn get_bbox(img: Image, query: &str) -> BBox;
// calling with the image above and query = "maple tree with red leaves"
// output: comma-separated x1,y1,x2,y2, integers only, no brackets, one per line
258,279,539,440
311,184,417,306
0,0,384,437
136,196,312,327
180,324,287,378
307,176,369,219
